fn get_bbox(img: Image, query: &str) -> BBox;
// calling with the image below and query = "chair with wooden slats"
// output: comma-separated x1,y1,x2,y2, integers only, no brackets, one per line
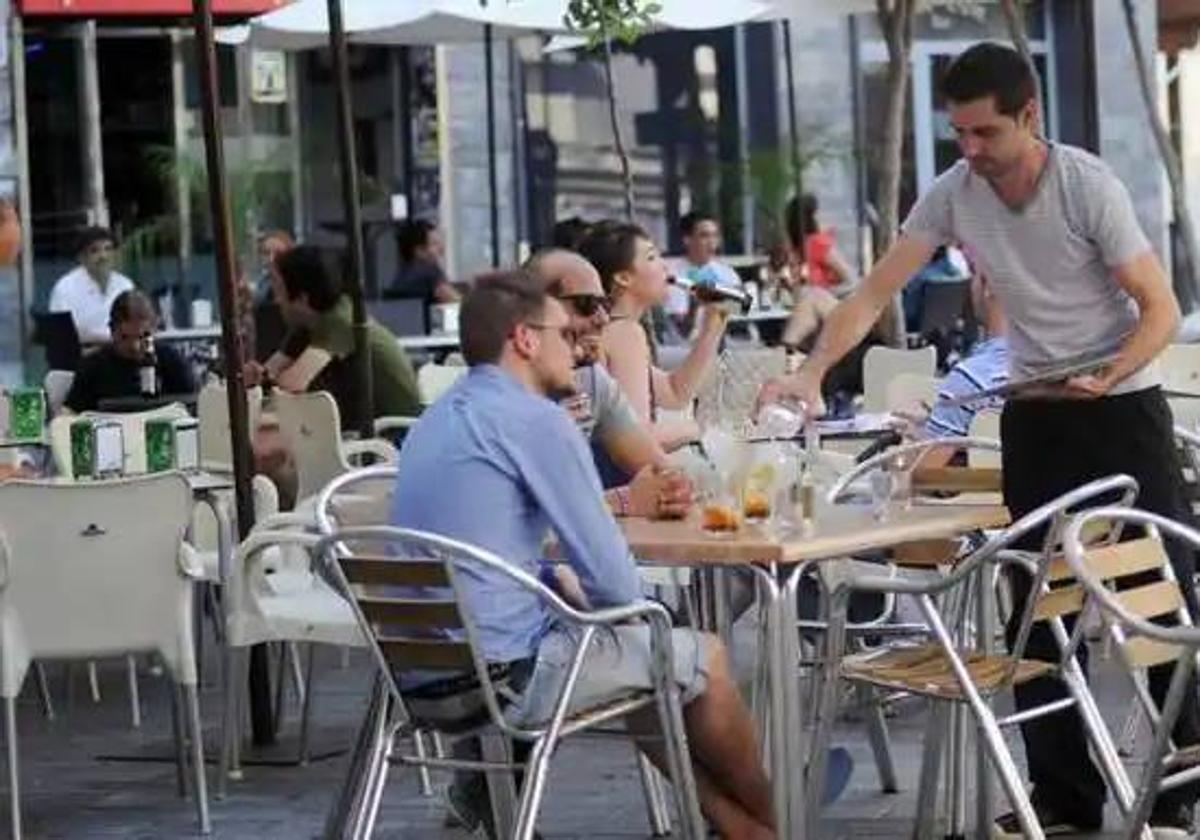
314,522,705,840
1063,507,1200,840
804,474,1153,840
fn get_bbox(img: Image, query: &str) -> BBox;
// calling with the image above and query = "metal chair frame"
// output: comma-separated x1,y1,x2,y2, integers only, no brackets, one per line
804,474,1149,840
1063,506,1200,840
318,524,705,840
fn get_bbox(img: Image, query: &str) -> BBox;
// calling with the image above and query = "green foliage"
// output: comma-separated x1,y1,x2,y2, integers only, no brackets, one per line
563,0,660,48
118,144,293,280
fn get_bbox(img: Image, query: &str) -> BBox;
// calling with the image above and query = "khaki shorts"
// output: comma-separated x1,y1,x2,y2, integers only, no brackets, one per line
504,624,711,728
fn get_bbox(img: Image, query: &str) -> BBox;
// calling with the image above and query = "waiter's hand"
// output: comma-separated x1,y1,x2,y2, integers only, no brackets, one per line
755,367,826,420
1063,372,1115,399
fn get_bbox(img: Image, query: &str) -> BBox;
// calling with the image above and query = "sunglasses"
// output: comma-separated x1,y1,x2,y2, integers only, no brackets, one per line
558,294,608,317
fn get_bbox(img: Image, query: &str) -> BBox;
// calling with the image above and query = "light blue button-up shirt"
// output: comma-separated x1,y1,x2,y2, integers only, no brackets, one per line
390,365,642,663
926,336,1010,438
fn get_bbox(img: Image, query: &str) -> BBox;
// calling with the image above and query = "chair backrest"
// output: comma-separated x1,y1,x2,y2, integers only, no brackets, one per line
1061,507,1200,803
197,381,263,472
862,345,937,413
314,465,398,537
44,370,75,416
0,473,196,695
884,372,937,414
1159,343,1200,393
695,347,787,429
967,410,1002,467
417,363,467,406
273,390,350,503
826,435,1002,504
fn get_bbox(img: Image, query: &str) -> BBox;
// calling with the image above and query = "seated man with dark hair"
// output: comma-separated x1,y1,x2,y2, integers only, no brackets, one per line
62,290,195,414
393,271,775,840
245,245,421,430
385,218,459,307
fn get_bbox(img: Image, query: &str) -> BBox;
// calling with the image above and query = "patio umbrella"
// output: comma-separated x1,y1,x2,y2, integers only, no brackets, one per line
190,0,274,742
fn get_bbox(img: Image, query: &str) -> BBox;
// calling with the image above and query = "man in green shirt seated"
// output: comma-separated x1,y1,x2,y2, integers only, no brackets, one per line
245,245,422,429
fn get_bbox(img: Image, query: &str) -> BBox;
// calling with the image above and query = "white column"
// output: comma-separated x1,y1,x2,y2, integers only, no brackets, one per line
76,21,108,228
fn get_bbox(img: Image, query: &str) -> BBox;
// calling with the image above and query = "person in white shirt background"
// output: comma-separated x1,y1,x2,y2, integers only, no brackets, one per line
48,226,136,344
665,211,742,339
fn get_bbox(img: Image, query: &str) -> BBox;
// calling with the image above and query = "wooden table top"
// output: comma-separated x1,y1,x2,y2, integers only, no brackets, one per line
620,500,1010,567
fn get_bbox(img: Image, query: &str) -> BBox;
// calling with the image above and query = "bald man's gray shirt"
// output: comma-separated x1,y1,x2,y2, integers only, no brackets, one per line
903,143,1159,395
569,364,640,442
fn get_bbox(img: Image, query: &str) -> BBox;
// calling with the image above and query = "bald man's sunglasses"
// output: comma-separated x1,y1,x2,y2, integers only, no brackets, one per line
558,294,608,317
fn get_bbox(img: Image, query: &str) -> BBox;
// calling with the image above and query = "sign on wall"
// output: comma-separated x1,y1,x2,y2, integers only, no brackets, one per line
250,50,286,104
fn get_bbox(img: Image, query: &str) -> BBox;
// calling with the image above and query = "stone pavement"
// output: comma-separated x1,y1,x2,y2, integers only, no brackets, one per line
6,637,1148,839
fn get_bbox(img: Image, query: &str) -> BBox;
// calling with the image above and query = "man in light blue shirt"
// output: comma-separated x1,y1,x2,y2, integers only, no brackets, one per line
391,271,774,840
924,272,1009,440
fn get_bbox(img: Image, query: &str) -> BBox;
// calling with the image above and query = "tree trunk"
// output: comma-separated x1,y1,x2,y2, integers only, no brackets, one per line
999,0,1045,126
874,0,914,347
600,17,636,221
1121,0,1200,308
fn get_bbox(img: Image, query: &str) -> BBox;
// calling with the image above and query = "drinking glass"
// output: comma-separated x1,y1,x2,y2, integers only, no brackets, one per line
869,469,893,521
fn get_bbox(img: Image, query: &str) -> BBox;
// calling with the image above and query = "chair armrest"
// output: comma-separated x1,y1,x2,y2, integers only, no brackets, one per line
374,415,418,436
178,541,207,580
254,512,316,532
343,438,398,467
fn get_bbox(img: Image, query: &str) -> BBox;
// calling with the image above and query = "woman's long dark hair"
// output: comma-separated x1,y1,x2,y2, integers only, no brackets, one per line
784,193,820,249
577,220,649,299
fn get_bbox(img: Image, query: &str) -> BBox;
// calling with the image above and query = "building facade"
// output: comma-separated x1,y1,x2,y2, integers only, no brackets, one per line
0,0,1174,384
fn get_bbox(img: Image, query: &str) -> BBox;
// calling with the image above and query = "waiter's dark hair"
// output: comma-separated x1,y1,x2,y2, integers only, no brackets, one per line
460,270,548,366
276,245,342,312
942,42,1036,118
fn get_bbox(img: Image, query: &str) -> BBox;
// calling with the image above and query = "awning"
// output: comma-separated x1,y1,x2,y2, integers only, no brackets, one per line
1162,0,1200,56
19,0,285,16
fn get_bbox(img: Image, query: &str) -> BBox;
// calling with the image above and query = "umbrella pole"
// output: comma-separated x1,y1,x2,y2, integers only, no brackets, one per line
190,0,275,744
782,20,803,203
485,22,501,267
327,0,374,439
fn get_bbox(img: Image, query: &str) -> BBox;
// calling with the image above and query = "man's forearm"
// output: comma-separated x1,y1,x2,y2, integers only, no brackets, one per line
1107,299,1179,388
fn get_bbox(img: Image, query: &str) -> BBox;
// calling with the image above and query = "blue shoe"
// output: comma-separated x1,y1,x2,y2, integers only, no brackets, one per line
821,747,854,806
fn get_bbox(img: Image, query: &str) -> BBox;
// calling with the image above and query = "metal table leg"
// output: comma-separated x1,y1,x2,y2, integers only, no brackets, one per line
751,565,795,839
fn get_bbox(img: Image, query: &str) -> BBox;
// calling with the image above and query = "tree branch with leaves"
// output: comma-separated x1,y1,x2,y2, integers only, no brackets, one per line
565,0,660,221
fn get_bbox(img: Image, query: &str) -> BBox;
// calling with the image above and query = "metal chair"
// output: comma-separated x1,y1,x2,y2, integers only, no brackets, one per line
1063,507,1200,840
805,474,1149,840
316,522,705,840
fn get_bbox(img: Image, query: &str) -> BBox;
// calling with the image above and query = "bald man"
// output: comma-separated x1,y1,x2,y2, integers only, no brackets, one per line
525,248,692,520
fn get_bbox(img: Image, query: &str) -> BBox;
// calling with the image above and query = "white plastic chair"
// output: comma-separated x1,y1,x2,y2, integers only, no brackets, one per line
43,370,74,416
0,473,210,837
417,362,467,406
863,345,937,413
217,474,366,791
967,410,1002,468
272,391,398,505
1160,343,1200,392
884,372,937,415
694,347,787,429
197,381,263,473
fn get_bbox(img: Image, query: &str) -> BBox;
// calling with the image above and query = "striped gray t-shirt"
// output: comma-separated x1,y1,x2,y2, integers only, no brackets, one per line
903,143,1159,395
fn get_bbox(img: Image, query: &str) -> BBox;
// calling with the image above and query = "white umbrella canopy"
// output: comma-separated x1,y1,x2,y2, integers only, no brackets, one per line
220,0,570,50
222,0,777,50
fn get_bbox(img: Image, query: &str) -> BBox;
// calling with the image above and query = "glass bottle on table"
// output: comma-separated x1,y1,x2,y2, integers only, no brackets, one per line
138,335,159,398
